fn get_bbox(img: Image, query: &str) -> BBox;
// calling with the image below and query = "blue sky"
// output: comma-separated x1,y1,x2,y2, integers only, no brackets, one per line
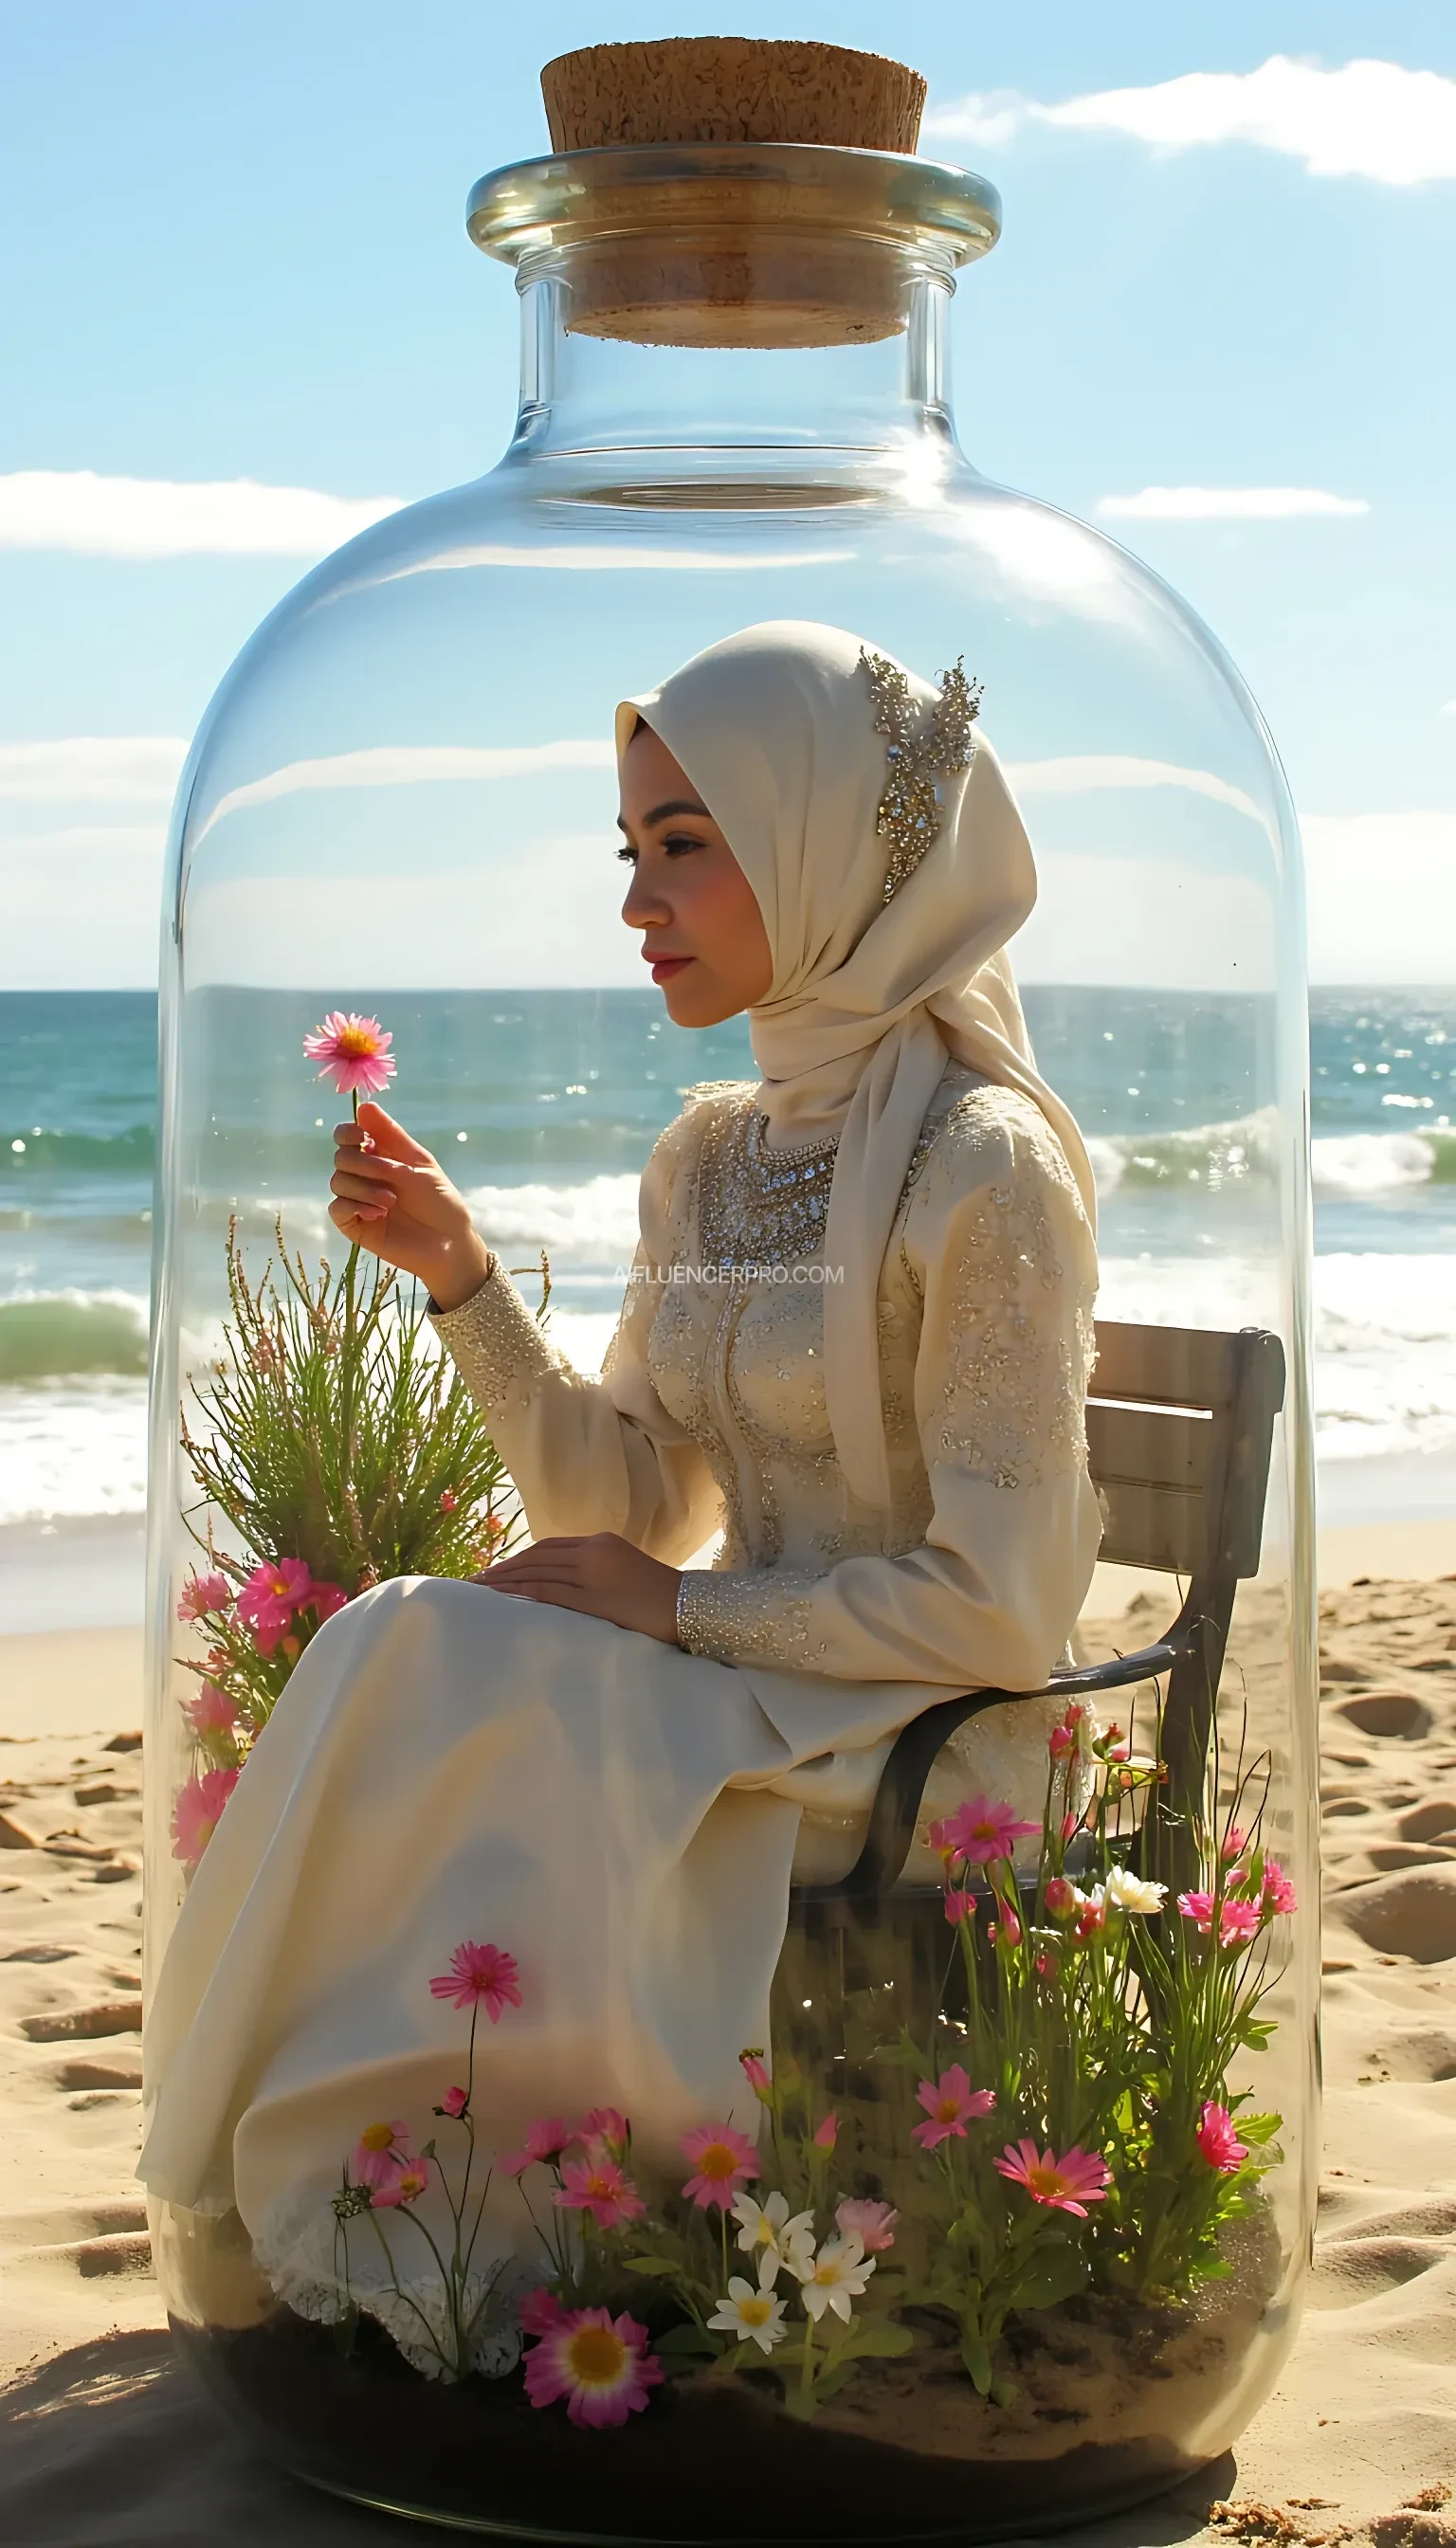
3,1,1454,984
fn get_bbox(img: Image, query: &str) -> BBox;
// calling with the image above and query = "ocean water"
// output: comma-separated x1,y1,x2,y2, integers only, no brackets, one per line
3,986,1455,1610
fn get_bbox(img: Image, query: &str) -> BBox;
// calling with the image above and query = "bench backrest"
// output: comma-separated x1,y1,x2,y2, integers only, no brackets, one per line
1086,1320,1285,1583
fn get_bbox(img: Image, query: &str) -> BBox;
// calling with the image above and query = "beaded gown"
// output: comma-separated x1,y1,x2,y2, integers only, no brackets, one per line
139,1057,1101,2365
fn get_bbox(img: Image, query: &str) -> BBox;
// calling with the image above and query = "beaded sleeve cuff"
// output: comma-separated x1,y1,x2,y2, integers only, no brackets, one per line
428,1258,564,1417
676,1567,826,1669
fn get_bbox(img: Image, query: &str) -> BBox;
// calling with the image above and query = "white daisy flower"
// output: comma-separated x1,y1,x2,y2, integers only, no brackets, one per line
791,2232,875,2323
708,2258,790,2355
731,2188,815,2275
1102,1864,1168,1916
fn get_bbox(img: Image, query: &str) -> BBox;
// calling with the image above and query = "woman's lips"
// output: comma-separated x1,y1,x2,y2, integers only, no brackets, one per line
648,955,693,983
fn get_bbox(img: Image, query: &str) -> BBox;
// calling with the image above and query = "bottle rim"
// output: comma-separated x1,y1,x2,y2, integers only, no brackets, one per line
465,143,1001,276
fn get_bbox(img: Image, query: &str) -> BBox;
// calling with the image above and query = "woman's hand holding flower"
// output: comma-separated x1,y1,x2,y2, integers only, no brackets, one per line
328,1102,493,1309
481,1533,682,1646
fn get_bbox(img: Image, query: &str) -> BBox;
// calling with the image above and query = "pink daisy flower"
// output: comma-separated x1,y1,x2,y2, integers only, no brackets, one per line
351,2120,412,2190
944,1888,976,1924
500,2115,575,2176
176,1571,233,1623
935,1794,1042,1868
373,2154,430,2208
428,1940,521,2022
523,2304,663,2429
1222,1825,1249,1863
812,2112,839,2152
1182,1889,1265,1950
436,2086,469,2120
680,2120,759,2211
307,1579,348,1627
236,1556,315,1655
911,2065,996,2151
182,1681,240,1738
302,1011,396,1100
519,2285,570,2339
994,2138,1111,2218
835,2197,898,2252
1263,1858,1298,1917
555,2157,646,2231
170,1765,239,1866
1195,2102,1248,2174
578,2106,630,2158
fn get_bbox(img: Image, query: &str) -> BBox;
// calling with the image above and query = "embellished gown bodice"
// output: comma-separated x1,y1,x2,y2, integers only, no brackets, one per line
432,1061,1101,1699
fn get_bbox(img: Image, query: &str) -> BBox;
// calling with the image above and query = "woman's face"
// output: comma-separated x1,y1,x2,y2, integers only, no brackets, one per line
617,721,773,1028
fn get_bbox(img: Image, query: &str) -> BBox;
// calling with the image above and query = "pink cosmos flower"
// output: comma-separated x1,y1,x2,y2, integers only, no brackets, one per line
183,1681,240,1738
1178,1890,1263,1949
1060,1809,1080,1844
236,1557,316,1654
428,1940,522,2022
944,1887,976,1924
994,2138,1111,2218
935,1795,1042,1868
170,1765,239,1866
1044,1875,1078,1920
812,2113,839,2153
578,2106,630,2157
308,1580,348,1627
835,2197,898,2252
555,2157,646,2231
373,2154,430,2208
989,1907,1023,1948
1048,1721,1076,1760
739,2049,773,2102
1222,1826,1249,1863
911,2065,996,2151
519,2285,570,2339
523,2304,663,2429
352,2120,412,2190
302,1011,397,1100
437,2086,469,2120
680,2120,759,2211
176,1571,232,1623
500,2116,575,2176
1263,1858,1298,1917
1195,2102,1248,2174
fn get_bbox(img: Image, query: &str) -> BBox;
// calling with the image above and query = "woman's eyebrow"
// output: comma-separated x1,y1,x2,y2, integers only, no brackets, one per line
642,796,710,826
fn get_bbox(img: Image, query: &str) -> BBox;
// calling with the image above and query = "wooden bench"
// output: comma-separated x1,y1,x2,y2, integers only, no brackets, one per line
789,1319,1287,1907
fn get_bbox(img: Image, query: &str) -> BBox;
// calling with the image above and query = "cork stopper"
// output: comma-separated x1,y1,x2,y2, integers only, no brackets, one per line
467,44,998,353
540,38,926,154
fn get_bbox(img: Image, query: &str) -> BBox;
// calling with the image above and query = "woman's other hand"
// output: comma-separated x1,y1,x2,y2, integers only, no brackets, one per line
481,1534,682,1646
328,1102,493,1309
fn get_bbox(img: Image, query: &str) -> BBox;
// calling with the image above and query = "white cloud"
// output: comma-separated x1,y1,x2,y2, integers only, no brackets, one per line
927,56,1456,187
0,737,188,801
191,739,618,846
0,470,405,559
1302,810,1456,981
1007,752,1269,830
1096,486,1369,522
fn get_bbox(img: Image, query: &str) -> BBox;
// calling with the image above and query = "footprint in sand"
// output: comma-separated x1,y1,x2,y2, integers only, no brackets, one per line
1337,1692,1436,1742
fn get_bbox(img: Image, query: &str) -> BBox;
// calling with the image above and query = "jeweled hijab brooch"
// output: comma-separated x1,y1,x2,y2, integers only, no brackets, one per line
859,647,983,902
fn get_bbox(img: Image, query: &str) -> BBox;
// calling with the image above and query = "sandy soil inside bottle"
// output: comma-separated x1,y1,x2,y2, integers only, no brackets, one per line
173,2212,1283,2543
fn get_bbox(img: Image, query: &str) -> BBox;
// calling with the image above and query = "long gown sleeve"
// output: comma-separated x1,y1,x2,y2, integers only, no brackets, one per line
676,1091,1102,1690
429,1107,720,1564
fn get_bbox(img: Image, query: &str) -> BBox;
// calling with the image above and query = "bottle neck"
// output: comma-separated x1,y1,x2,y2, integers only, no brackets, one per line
508,266,958,466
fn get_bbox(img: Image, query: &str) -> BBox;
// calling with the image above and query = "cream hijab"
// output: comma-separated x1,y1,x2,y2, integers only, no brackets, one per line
617,619,1096,1515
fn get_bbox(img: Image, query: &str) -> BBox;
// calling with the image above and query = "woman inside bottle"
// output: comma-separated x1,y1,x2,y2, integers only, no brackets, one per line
141,618,1101,2339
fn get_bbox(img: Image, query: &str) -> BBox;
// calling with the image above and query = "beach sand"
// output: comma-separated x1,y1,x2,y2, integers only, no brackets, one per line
3,1555,1456,2545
